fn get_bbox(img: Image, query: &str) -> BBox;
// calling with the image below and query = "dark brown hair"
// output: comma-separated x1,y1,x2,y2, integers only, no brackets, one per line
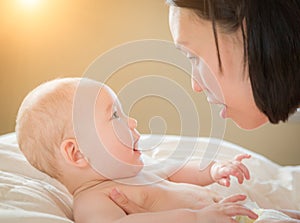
166,0,300,123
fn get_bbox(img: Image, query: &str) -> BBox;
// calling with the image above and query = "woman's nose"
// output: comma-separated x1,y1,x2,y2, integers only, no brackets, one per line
191,64,204,93
192,77,203,93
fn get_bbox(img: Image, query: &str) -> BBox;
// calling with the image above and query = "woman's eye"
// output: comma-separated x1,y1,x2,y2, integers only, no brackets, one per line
112,111,120,119
188,56,198,63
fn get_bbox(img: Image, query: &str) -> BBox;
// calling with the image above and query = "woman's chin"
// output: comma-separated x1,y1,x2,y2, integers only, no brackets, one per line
232,115,269,130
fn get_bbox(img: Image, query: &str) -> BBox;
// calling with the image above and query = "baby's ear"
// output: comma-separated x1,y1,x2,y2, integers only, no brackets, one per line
60,139,89,167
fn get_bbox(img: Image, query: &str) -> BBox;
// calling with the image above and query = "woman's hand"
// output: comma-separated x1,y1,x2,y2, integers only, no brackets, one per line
194,194,258,223
109,188,148,214
210,154,251,187
110,188,258,222
256,220,300,223
279,209,300,220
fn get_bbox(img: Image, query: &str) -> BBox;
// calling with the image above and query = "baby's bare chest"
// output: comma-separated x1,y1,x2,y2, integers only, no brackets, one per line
118,181,221,211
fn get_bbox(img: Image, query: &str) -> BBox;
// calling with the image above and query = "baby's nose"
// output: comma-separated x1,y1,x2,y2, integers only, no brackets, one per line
128,117,137,129
132,128,141,142
127,117,140,140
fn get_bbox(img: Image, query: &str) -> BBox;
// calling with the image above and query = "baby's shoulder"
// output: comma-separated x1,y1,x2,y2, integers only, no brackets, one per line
73,181,118,206
74,186,108,206
72,183,125,222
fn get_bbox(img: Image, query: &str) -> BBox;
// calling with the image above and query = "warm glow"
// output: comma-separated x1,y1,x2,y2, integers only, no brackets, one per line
19,0,41,9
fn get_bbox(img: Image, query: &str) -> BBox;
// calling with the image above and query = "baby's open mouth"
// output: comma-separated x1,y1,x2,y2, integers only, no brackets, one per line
133,141,139,151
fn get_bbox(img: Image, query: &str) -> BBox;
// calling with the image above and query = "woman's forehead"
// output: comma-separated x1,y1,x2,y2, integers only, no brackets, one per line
169,6,208,49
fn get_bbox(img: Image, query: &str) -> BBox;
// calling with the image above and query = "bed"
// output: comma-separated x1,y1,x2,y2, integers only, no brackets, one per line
0,133,299,222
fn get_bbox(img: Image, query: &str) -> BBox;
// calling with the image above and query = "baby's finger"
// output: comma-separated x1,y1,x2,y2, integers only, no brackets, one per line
234,154,251,162
234,161,250,180
218,178,230,187
218,166,232,178
225,165,244,184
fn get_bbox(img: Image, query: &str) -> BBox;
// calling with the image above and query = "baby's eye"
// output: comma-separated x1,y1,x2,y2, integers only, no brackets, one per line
111,111,120,119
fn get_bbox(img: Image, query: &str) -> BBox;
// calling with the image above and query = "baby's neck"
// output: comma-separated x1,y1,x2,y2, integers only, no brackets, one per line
72,179,110,198
63,169,157,197
59,168,108,196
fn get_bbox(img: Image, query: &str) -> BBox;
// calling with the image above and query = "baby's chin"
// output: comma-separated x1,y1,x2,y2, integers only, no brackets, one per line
117,159,144,179
130,157,144,174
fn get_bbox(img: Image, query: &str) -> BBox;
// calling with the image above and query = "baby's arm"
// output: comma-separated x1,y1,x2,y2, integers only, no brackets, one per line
167,160,215,186
168,154,251,187
74,192,125,223
74,191,200,223
73,192,204,223
74,191,257,223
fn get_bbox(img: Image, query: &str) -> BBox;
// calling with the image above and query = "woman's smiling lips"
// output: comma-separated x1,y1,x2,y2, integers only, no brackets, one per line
206,96,228,119
206,95,224,105
207,97,220,104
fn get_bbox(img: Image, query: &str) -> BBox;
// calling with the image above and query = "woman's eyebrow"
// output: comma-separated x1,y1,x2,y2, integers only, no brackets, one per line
175,44,191,55
175,41,189,49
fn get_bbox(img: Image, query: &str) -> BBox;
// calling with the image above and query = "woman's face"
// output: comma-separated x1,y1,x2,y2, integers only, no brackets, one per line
169,6,268,129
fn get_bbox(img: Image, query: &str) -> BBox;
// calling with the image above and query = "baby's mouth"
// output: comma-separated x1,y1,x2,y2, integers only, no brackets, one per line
133,140,139,151
133,143,141,155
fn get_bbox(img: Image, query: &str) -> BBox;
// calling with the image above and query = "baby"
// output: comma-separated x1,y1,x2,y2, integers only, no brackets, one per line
15,77,259,223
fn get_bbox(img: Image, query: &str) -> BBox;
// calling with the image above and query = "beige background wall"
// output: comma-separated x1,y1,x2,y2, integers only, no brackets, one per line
0,0,299,165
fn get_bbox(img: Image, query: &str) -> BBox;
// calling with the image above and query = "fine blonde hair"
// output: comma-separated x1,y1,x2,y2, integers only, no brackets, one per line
15,78,80,179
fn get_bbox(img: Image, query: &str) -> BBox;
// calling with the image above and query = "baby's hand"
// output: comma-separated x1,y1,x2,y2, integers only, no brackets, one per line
210,154,251,187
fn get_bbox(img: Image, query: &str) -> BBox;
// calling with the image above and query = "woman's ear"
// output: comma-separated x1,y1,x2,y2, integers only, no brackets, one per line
60,139,89,168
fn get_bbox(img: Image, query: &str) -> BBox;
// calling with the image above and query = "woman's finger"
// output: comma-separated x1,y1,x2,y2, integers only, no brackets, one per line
109,188,147,214
224,204,258,220
219,194,247,204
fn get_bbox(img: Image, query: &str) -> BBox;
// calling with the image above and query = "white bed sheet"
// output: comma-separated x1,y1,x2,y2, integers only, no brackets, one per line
0,133,299,222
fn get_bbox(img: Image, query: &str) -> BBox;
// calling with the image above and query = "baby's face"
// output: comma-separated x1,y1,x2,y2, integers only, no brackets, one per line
94,85,143,167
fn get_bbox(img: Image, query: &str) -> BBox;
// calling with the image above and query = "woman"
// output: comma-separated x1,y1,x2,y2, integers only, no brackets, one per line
110,0,300,222
166,0,300,130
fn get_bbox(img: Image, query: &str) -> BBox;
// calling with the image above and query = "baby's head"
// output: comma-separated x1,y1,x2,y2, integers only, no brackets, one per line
16,78,143,183
16,78,78,179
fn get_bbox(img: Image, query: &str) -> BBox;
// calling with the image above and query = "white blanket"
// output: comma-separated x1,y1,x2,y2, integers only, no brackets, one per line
0,133,299,222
